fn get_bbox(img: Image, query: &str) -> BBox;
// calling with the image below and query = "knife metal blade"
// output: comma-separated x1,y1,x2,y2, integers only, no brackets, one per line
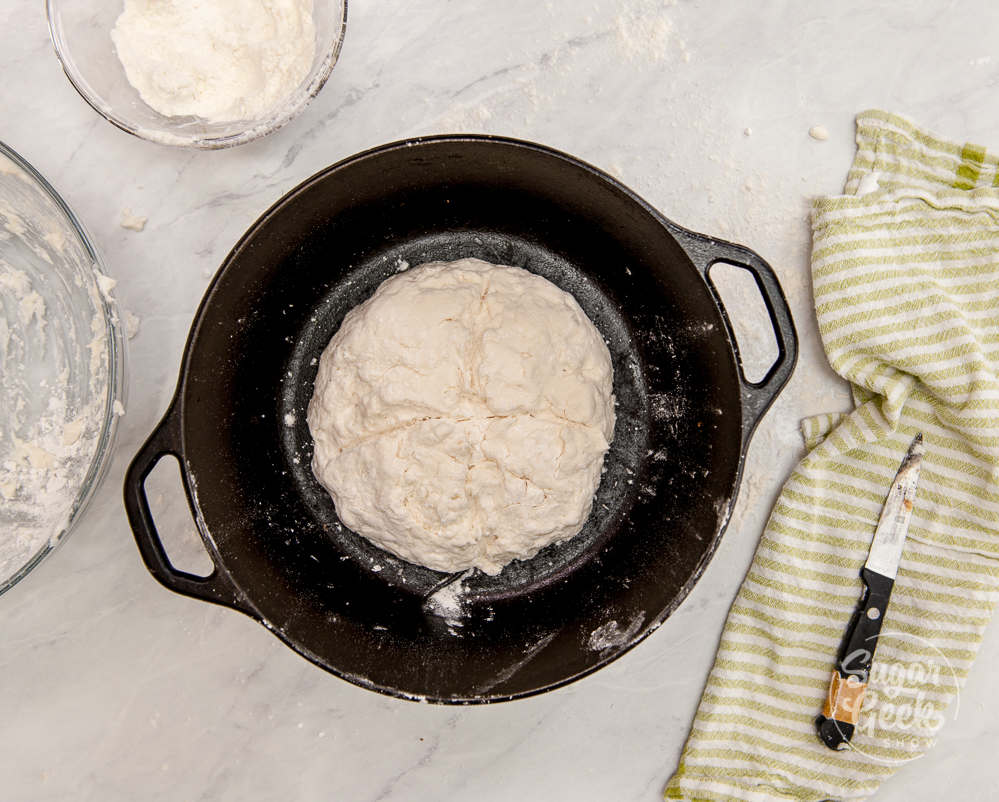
864,434,924,580
816,433,924,750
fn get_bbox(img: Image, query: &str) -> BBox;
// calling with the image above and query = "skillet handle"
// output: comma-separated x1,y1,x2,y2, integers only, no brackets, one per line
123,404,254,615
669,226,798,444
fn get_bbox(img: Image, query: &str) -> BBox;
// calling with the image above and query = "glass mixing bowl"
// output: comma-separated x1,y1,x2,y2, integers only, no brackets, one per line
0,141,127,596
46,0,348,149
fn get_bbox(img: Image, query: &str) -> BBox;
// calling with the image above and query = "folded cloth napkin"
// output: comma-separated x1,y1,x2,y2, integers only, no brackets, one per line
664,110,999,801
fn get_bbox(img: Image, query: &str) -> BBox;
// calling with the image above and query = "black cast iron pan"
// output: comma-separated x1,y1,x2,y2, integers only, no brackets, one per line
124,136,797,702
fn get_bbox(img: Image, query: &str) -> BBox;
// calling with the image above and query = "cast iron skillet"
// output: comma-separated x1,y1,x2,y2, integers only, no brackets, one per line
124,136,797,703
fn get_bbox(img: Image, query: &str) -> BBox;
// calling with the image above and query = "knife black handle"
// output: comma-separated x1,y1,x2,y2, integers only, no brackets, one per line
816,567,894,749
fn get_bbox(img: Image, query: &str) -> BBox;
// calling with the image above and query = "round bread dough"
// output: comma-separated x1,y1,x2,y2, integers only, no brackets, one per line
307,258,615,575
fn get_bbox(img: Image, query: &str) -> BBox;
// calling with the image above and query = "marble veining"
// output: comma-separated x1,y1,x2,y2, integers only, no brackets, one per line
2,1,998,800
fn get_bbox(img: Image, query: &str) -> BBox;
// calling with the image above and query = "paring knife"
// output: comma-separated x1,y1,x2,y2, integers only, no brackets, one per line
816,433,924,750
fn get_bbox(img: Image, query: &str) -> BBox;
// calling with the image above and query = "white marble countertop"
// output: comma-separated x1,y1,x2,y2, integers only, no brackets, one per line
3,1,998,799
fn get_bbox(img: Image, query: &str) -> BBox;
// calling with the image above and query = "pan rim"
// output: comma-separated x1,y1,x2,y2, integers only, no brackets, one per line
154,135,781,702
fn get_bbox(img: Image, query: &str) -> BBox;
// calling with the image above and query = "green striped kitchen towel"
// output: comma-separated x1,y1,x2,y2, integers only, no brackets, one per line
664,110,999,801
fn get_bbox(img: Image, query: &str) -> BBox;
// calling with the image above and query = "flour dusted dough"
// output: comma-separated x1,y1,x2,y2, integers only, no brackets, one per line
307,258,616,575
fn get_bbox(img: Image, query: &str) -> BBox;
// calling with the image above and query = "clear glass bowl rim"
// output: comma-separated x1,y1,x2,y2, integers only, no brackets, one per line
45,0,349,150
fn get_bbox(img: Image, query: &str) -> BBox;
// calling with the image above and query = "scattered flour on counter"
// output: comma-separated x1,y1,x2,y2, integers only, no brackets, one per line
119,208,147,232
124,310,140,339
615,0,684,63
423,0,692,136
111,0,317,122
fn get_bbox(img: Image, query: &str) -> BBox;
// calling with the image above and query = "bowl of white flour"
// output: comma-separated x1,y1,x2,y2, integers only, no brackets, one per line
46,0,347,149
0,141,126,596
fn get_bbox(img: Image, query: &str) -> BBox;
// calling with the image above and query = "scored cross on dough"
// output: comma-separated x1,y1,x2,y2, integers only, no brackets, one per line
307,258,616,575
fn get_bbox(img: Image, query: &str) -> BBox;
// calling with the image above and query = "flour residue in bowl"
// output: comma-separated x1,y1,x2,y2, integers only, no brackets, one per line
0,148,118,588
